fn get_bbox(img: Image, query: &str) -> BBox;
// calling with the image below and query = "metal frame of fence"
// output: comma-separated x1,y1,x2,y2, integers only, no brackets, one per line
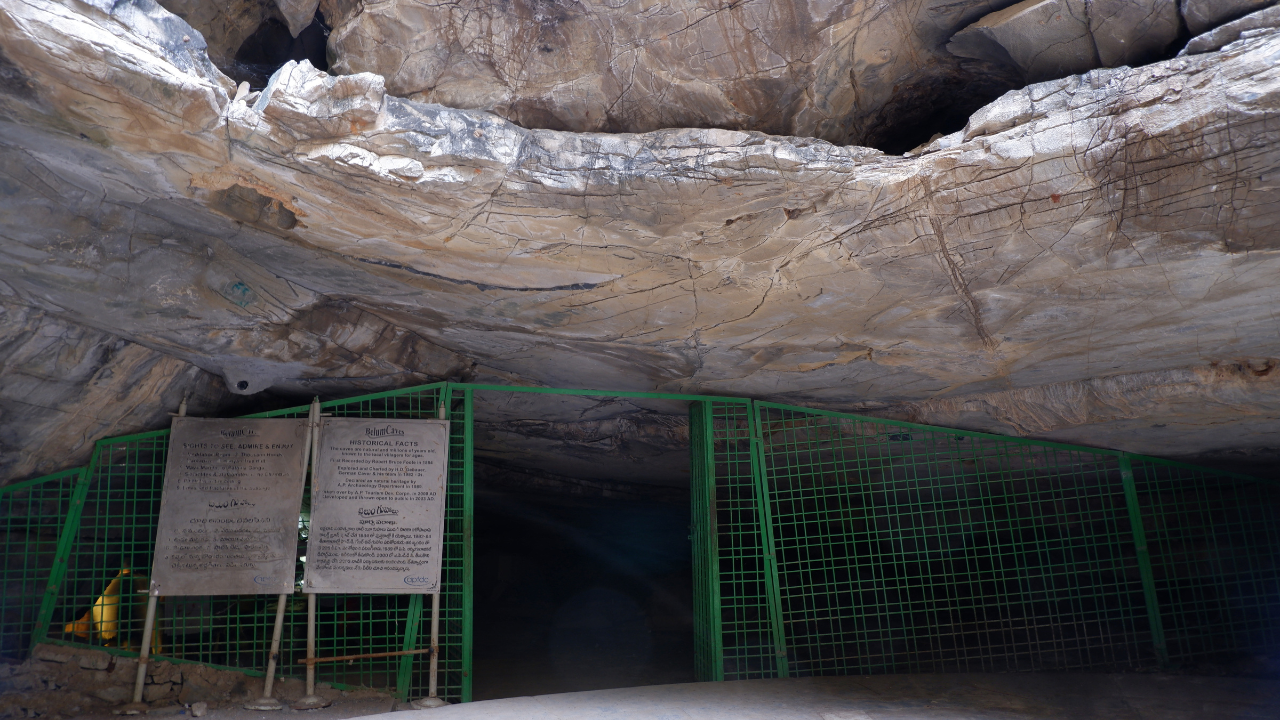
2,383,1278,701
735,401,1280,680
1,383,469,703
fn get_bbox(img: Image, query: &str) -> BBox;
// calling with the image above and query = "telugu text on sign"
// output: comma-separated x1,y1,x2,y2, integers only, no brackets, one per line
150,418,309,596
304,418,449,594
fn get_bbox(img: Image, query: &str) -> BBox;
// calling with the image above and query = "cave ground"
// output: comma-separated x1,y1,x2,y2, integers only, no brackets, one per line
57,673,1280,720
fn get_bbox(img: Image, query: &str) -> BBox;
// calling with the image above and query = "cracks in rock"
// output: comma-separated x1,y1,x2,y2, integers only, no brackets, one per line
926,215,996,352
351,255,602,292
700,276,775,334
560,277,687,309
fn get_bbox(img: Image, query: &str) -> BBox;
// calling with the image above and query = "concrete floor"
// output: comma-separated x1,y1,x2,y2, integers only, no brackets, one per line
401,674,1280,720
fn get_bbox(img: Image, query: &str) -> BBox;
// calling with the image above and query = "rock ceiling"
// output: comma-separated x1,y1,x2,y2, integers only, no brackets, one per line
1,0,1278,484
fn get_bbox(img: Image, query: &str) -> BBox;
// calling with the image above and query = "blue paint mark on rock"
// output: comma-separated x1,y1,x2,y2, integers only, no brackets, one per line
223,281,256,307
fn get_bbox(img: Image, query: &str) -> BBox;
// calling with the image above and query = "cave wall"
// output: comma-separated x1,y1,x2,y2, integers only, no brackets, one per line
0,303,238,479
0,0,1278,485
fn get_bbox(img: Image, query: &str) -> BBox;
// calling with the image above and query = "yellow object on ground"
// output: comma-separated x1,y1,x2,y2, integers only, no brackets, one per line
64,568,130,640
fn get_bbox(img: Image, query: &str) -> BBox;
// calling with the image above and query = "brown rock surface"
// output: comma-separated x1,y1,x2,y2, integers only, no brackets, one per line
0,0,1278,484
319,0,1021,148
156,0,280,68
0,302,242,479
1182,0,1279,34
948,0,1182,83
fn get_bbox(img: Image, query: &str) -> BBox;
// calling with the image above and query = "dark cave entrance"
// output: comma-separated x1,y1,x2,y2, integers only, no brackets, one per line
229,11,330,90
469,391,695,700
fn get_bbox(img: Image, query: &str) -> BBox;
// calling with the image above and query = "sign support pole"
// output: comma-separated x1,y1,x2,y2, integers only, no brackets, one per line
116,593,159,715
244,595,289,710
411,401,451,710
119,399,188,715
294,399,331,710
246,400,317,712
428,591,443,698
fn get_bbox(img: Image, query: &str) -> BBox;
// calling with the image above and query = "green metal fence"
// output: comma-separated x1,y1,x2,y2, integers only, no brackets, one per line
1130,458,1280,664
688,399,789,681
736,401,1280,679
1,383,473,704
0,467,86,661
3,383,1278,699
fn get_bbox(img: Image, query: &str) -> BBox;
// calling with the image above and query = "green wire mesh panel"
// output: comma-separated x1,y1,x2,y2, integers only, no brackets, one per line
47,430,306,672
705,400,783,680
0,468,84,661
35,383,471,703
1130,458,1280,664
754,403,1154,676
254,383,469,702
15,384,1279,694
688,402,719,681
404,386,472,703
48,431,169,659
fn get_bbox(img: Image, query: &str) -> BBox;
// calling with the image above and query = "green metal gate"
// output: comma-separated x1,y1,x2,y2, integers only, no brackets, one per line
3,382,1279,699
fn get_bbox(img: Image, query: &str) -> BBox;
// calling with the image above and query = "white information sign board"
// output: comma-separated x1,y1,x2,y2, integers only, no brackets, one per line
150,417,309,596
303,418,450,594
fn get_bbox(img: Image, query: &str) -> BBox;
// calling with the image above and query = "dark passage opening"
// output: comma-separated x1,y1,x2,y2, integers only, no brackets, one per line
859,61,1022,156
229,11,330,90
472,486,693,699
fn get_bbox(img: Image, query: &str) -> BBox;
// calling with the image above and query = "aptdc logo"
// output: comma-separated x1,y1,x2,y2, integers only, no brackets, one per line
366,425,405,437
221,428,261,438
403,575,433,587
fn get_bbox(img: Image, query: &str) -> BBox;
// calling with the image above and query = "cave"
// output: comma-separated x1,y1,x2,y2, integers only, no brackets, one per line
228,12,329,91
471,488,693,699
4,0,1280,718
466,390,696,700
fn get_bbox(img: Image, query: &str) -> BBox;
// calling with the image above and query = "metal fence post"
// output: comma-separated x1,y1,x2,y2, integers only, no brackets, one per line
702,402,724,682
688,401,725,682
396,593,425,701
1119,454,1170,667
29,465,93,655
460,386,475,703
747,402,790,678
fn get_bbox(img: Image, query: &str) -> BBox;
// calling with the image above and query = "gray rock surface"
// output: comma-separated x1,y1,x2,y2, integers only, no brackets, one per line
1,0,1279,483
275,0,320,37
1090,0,1182,67
948,0,1181,83
1182,0,1279,35
0,302,241,480
156,0,280,68
1181,4,1280,55
318,0,1021,148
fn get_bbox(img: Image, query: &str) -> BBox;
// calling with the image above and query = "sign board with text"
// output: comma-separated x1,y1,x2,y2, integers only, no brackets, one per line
150,417,309,596
303,418,450,594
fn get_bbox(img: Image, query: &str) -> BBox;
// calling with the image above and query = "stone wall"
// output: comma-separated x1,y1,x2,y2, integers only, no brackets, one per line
0,644,361,719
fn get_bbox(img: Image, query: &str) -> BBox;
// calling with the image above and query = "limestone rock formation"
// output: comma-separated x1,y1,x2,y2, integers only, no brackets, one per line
0,303,240,480
1182,0,1278,35
948,0,1183,83
317,0,1022,150
1,0,1279,483
1181,3,1280,55
155,0,281,68
275,0,320,37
